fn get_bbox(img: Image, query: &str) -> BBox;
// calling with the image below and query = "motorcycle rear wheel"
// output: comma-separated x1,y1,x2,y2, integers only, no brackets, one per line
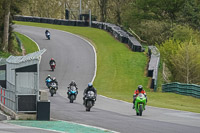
86,107,90,111
86,101,92,111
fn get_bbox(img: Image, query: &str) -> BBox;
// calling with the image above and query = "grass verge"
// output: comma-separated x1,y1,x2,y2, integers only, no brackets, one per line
14,32,39,54
14,21,200,113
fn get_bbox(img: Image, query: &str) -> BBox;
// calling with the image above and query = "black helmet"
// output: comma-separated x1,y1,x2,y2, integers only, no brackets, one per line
138,85,143,92
71,80,75,84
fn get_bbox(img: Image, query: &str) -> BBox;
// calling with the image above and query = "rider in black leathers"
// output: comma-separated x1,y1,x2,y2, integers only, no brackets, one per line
45,30,50,36
50,77,58,89
67,80,78,97
69,80,78,88
83,83,97,105
49,58,56,66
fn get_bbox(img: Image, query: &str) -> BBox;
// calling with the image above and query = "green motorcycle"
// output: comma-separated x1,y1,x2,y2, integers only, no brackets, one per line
135,93,146,116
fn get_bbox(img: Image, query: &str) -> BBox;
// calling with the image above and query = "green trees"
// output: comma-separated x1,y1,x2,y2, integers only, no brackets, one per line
158,26,200,84
1,0,11,52
0,0,28,54
178,0,200,30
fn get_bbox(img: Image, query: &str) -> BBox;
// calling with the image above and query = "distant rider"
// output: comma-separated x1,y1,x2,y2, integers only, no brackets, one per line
50,77,58,88
83,83,97,105
67,80,78,97
69,80,78,88
45,30,50,36
132,85,147,109
45,75,52,81
49,58,56,66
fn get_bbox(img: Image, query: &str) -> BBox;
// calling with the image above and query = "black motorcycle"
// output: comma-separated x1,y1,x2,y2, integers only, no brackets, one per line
84,91,96,111
49,82,57,97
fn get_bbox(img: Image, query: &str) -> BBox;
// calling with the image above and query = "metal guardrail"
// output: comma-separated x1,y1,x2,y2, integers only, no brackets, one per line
0,85,37,112
14,33,22,50
0,86,16,112
147,46,160,91
162,82,200,98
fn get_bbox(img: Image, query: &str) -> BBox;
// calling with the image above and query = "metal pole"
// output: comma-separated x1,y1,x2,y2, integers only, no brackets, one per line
80,0,82,15
89,9,91,27
64,0,66,19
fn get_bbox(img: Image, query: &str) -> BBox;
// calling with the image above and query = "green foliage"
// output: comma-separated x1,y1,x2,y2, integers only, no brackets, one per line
171,40,200,84
0,0,28,54
178,0,200,29
137,20,172,45
172,25,200,42
158,37,200,84
135,0,186,21
0,51,11,58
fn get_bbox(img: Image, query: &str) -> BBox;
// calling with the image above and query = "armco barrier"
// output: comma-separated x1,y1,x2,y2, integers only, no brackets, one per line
162,82,200,98
147,46,160,91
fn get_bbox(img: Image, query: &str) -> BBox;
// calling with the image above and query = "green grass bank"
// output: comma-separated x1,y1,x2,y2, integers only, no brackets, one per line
15,32,39,54
14,21,200,113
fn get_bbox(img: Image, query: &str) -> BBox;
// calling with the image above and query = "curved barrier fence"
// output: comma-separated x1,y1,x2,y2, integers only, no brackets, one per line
162,82,200,98
147,46,160,91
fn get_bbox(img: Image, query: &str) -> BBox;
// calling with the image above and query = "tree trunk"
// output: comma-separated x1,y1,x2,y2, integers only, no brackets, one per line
2,0,11,52
98,0,108,22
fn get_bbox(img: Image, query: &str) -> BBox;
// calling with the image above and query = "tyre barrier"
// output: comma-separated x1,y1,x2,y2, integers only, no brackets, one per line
14,15,143,52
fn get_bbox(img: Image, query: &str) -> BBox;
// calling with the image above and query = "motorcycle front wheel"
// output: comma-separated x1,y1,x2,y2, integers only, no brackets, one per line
70,95,75,103
139,104,143,116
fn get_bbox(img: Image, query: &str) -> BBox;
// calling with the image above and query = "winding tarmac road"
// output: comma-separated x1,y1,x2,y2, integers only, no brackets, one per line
8,25,200,133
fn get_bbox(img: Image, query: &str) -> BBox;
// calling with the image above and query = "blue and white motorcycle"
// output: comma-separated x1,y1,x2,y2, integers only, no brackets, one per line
46,32,50,40
67,86,78,103
45,78,52,88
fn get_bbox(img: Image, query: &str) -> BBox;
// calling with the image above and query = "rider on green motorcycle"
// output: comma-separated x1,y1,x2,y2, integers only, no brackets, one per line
132,85,147,109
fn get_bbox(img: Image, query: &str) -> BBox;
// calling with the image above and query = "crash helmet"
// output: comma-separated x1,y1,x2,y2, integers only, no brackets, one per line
51,58,54,60
71,80,75,84
88,82,93,87
48,75,50,77
138,85,143,92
